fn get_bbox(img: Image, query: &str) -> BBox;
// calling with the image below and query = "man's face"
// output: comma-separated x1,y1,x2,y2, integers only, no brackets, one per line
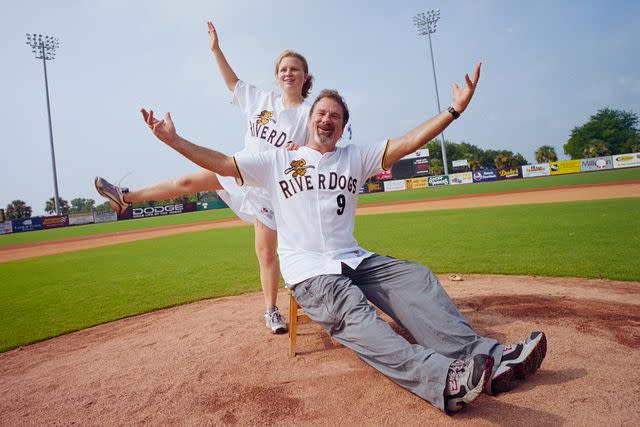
308,97,344,150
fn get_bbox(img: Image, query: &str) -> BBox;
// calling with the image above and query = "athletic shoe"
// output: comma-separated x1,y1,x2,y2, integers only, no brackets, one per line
95,176,130,214
264,306,287,334
445,354,494,413
489,331,547,394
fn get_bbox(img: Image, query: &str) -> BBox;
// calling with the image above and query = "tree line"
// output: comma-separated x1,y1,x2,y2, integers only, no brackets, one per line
3,194,199,221
427,107,638,175
4,108,638,220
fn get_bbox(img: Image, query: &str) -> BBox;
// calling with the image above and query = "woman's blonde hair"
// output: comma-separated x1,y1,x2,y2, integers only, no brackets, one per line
274,50,313,99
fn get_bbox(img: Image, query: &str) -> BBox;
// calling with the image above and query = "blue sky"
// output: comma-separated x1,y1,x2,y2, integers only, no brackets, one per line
1,0,638,215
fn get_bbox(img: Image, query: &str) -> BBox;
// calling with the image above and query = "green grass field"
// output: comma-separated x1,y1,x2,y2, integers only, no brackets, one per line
1,167,638,248
1,197,638,352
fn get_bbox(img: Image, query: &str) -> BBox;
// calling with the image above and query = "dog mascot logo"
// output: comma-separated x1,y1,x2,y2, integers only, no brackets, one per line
284,159,315,177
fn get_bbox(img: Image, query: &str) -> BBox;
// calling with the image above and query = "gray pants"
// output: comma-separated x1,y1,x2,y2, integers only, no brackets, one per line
290,254,502,411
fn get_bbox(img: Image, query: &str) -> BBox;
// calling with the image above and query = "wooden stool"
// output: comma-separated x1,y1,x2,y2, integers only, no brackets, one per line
288,289,310,357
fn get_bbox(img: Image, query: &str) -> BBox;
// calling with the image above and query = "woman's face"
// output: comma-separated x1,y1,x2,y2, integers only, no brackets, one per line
277,56,307,94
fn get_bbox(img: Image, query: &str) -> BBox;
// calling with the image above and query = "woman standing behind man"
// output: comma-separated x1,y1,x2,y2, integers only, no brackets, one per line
95,21,314,334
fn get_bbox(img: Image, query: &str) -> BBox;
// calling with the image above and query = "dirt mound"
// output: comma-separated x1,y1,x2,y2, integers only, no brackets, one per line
1,275,638,425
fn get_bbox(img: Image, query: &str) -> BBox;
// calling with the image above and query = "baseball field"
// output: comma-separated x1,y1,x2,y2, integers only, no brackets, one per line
1,169,639,425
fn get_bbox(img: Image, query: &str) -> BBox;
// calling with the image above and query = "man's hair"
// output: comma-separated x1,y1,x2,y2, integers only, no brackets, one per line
309,89,350,127
274,50,314,99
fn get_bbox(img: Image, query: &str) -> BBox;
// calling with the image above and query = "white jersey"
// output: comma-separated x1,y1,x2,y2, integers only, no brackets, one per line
234,141,389,284
216,80,311,230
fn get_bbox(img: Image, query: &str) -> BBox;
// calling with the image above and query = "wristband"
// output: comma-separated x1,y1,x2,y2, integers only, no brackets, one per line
447,106,460,119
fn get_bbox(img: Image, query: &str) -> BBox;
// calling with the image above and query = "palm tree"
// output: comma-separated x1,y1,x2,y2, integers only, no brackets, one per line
44,197,70,215
468,160,481,171
494,153,518,169
534,145,558,163
429,158,444,176
583,139,610,158
6,200,32,220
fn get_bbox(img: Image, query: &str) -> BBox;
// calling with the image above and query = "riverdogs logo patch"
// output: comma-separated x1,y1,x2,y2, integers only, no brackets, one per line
284,159,315,178
255,110,275,125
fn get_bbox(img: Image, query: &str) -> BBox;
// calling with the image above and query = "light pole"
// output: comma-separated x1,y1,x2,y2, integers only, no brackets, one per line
25,33,62,215
413,10,449,176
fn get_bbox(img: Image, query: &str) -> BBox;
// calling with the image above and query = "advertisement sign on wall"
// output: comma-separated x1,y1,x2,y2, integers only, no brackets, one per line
497,167,522,180
580,156,613,172
12,217,43,232
472,170,498,182
612,152,640,169
550,159,580,175
94,211,118,223
522,163,551,178
400,148,429,160
42,215,69,230
449,172,473,185
366,181,384,193
383,179,407,192
196,200,228,211
405,177,428,190
0,222,12,235
69,213,95,226
428,175,450,186
374,170,393,181
452,159,468,168
121,202,197,219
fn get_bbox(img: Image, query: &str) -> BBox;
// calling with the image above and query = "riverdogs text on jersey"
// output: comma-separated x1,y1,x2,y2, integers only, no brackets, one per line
279,159,358,199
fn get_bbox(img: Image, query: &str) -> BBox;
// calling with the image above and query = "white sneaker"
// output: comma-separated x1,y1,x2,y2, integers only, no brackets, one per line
94,176,129,214
264,306,287,334
445,354,494,413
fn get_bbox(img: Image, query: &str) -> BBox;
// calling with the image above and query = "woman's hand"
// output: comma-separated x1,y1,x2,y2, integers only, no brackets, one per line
207,20,219,52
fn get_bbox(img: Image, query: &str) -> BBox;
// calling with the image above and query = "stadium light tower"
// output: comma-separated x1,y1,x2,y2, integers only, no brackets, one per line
413,10,449,176
25,33,62,215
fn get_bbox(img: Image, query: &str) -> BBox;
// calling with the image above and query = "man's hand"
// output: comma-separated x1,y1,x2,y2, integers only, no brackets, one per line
140,109,178,146
286,142,301,151
140,108,240,179
382,62,482,170
451,63,481,114
207,20,219,52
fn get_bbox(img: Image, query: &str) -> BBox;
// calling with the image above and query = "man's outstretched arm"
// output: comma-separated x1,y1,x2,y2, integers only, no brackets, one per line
140,108,240,179
382,63,481,170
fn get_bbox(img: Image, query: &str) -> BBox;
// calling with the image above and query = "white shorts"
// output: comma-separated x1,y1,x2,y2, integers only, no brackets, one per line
216,174,276,230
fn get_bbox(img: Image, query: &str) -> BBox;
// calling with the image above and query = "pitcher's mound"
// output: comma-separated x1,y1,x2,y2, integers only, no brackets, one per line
1,274,638,425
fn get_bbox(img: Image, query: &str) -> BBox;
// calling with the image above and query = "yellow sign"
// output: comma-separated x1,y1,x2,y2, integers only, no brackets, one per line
367,182,382,192
405,177,428,190
550,159,580,175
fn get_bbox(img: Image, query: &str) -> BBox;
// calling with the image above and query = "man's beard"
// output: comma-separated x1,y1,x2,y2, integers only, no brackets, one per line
314,128,334,146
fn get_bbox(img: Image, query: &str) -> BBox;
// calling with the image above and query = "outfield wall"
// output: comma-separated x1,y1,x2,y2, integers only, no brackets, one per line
0,221,12,235
361,152,639,193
